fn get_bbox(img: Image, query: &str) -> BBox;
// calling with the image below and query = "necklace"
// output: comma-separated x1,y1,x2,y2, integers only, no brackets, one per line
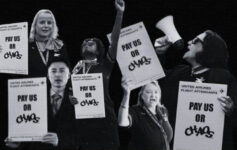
84,63,94,74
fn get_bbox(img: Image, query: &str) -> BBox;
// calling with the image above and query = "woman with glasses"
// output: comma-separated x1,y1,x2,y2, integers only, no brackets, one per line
155,29,237,150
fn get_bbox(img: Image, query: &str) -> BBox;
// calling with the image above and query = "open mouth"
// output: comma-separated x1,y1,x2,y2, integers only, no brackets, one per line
42,29,49,33
55,79,62,83
150,98,156,102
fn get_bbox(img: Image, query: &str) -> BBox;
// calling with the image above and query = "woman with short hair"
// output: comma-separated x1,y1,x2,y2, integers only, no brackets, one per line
28,9,70,77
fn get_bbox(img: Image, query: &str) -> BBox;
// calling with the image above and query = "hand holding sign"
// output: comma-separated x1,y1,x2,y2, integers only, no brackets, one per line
69,87,78,105
69,96,79,105
173,81,227,150
121,76,133,95
42,132,58,147
8,78,47,142
217,95,234,114
107,22,165,89
5,138,21,148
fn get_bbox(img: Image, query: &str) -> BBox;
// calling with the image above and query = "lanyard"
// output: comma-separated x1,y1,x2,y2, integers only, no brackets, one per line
80,60,98,74
191,66,209,76
72,60,98,74
142,105,170,150
36,42,49,65
83,63,94,74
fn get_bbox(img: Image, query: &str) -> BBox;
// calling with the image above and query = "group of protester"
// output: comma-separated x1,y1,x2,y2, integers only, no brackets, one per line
2,0,237,150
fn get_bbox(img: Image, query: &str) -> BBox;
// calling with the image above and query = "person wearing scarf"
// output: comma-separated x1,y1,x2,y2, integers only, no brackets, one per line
28,9,70,77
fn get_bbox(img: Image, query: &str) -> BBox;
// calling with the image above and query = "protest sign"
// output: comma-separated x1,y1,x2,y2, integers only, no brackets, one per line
173,81,226,150
71,73,105,119
0,22,28,74
8,77,47,142
107,22,165,89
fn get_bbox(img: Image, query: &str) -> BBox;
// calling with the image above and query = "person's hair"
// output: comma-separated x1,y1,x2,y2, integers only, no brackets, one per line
196,30,229,69
47,56,71,89
29,9,59,42
81,38,105,63
47,56,70,71
137,81,161,107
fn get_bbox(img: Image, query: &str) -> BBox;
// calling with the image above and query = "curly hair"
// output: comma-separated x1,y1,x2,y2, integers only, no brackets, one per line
81,38,105,63
196,30,229,69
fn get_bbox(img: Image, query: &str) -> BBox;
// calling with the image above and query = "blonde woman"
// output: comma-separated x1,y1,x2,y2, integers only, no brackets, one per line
118,79,173,150
28,9,69,77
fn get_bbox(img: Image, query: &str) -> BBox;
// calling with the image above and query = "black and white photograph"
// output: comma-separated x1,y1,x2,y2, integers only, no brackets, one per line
1,0,237,150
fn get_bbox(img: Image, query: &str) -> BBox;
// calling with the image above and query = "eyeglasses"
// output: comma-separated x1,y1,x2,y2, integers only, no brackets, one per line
191,37,203,45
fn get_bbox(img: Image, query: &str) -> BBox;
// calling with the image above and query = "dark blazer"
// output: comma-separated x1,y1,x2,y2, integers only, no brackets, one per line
24,86,77,150
28,41,70,78
158,40,237,150
48,86,77,149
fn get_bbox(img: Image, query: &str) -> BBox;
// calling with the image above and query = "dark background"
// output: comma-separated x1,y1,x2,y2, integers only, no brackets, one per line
0,0,237,149
0,0,236,73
